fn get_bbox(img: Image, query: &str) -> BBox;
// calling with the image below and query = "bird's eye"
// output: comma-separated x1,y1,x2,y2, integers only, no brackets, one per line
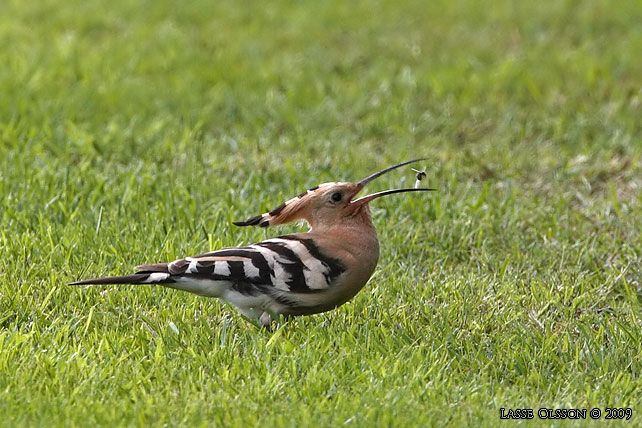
331,192,343,202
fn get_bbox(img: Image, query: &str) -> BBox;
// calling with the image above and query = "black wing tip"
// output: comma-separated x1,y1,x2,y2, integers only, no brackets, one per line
68,273,151,285
68,278,107,285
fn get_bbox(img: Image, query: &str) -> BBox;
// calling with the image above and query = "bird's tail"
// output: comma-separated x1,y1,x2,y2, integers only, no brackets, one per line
69,264,174,285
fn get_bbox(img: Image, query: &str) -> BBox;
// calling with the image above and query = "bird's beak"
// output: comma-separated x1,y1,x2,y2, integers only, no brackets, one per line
349,159,436,207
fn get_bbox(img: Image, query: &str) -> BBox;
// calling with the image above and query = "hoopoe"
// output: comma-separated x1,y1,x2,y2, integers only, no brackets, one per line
71,159,434,328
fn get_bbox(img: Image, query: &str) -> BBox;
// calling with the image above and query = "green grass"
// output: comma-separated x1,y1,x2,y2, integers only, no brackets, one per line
1,0,641,426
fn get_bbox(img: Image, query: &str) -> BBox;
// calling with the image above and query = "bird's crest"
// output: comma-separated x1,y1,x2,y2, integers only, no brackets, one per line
233,159,435,228
233,183,334,227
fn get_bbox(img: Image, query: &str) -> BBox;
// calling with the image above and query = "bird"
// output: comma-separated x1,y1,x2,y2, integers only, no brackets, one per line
70,159,435,328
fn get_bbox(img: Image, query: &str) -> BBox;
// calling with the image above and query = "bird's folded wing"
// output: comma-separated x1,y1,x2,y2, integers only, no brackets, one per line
165,235,346,293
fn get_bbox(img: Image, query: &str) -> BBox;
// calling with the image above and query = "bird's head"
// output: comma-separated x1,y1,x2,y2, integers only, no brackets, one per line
233,159,435,231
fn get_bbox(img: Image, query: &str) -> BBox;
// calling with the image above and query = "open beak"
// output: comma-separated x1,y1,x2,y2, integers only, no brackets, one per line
349,159,436,207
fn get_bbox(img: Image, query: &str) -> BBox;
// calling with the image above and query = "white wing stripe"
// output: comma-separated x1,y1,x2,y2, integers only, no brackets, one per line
243,260,260,279
248,244,291,291
144,272,170,283
214,261,231,276
266,239,330,289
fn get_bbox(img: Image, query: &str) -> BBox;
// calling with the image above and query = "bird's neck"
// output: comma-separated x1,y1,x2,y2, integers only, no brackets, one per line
309,205,377,235
308,205,380,261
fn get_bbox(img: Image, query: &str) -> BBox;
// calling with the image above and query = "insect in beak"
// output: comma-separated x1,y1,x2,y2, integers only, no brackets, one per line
349,159,436,207
412,167,427,188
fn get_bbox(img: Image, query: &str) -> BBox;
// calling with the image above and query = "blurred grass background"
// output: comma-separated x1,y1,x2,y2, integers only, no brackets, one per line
1,0,641,426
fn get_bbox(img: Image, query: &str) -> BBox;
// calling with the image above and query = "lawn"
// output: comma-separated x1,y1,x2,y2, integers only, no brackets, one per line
1,0,641,426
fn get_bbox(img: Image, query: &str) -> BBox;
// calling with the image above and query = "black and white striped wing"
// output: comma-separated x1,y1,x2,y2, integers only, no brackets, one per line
168,235,346,293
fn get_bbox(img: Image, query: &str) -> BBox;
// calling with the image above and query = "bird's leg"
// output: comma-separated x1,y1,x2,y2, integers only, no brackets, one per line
233,306,271,330
260,310,295,331
259,312,273,331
